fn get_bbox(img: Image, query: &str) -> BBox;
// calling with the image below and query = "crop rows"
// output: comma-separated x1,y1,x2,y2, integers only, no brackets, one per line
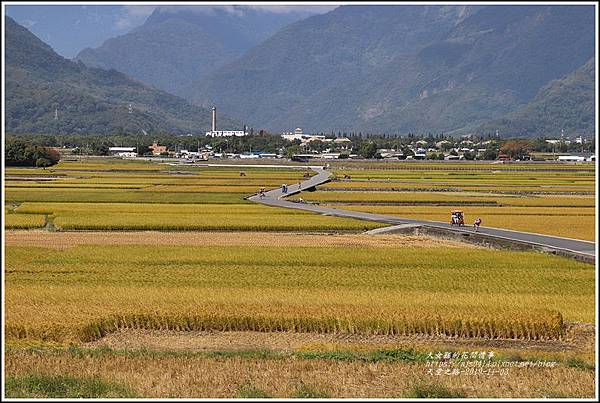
5,243,593,344
328,161,596,171
14,202,305,215
5,188,250,204
292,191,595,207
4,213,46,229
10,202,379,231
339,205,596,241
51,212,382,231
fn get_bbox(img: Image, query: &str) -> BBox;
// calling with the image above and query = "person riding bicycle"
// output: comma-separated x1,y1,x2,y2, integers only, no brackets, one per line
474,217,482,232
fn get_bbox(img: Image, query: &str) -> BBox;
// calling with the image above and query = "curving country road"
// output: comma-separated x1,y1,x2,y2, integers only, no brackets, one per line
245,165,596,261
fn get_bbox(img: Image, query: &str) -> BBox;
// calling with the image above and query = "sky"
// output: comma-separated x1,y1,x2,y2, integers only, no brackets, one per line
5,4,338,59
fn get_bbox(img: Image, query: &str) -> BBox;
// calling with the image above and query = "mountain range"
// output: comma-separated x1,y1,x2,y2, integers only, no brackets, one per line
5,16,239,136
75,6,326,96
5,5,596,138
188,5,595,136
476,57,595,137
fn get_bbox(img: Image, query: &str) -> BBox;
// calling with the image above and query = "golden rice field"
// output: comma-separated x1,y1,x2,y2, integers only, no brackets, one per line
327,160,595,172
323,181,594,195
291,166,595,240
4,159,315,205
327,165,595,195
290,190,595,206
11,202,381,232
4,159,374,231
338,205,596,241
5,231,594,346
3,158,596,398
4,212,47,229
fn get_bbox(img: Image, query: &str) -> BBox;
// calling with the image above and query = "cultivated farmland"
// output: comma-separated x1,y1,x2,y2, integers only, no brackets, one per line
289,162,596,240
5,159,377,232
3,158,596,398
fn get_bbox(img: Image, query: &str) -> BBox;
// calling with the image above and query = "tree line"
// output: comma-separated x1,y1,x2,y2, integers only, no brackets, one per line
4,132,594,163
5,139,61,167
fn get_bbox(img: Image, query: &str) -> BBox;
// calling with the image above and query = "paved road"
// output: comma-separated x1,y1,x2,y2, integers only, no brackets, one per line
245,165,596,260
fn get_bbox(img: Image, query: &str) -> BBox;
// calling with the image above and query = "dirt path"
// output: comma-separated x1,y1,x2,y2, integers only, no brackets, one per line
4,230,477,249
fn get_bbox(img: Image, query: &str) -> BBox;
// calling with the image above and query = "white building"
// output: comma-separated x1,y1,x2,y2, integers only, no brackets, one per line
557,155,586,162
239,153,260,159
177,150,208,160
282,133,326,142
205,106,248,137
206,130,247,137
108,147,137,157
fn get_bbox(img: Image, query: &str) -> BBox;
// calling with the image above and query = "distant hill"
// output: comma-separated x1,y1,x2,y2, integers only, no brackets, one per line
474,58,595,138
5,16,240,136
76,6,323,96
188,5,595,135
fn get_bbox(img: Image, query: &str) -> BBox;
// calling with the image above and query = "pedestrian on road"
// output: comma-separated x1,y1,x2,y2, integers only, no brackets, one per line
474,217,482,232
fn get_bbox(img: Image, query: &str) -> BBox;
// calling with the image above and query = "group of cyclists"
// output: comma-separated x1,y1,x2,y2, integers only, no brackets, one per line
451,210,482,231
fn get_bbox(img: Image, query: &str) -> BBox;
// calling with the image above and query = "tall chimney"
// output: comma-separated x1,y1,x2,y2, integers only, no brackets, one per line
211,107,217,132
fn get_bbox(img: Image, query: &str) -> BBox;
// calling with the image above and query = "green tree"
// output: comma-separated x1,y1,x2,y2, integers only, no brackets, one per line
463,151,476,160
35,157,52,168
359,142,378,159
500,140,533,159
286,144,302,158
482,148,499,160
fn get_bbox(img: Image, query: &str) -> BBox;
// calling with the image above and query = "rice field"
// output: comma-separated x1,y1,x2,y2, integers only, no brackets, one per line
5,231,594,346
4,212,47,229
325,165,595,195
11,202,381,232
4,159,377,231
322,181,594,194
291,191,595,240
290,191,595,207
334,205,596,241
289,164,595,240
4,158,596,398
326,161,595,172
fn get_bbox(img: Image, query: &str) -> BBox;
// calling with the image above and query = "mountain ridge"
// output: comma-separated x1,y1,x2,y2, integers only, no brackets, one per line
5,16,240,136
75,6,325,96
188,5,595,136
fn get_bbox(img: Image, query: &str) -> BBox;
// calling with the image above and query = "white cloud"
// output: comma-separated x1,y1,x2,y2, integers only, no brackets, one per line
246,5,338,14
115,5,157,31
21,19,37,28
123,5,158,18
113,4,337,30
157,4,337,17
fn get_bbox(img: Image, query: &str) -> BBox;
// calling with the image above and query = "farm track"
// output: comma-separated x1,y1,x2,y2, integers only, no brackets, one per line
4,230,473,249
243,165,596,260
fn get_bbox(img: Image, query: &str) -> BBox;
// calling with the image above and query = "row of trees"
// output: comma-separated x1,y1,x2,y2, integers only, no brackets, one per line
4,133,594,161
5,139,61,167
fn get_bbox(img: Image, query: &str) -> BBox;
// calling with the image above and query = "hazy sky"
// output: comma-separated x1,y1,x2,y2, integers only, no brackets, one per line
6,4,338,58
